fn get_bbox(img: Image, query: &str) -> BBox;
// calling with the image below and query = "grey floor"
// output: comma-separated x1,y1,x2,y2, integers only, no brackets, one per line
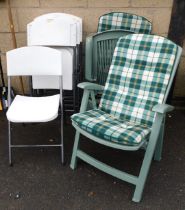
0,110,185,210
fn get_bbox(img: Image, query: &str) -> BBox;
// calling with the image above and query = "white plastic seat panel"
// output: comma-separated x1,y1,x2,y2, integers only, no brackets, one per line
7,94,60,123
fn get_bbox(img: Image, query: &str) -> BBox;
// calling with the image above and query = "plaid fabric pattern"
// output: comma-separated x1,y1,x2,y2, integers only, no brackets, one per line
72,34,177,145
99,34,178,127
98,12,152,34
72,109,151,145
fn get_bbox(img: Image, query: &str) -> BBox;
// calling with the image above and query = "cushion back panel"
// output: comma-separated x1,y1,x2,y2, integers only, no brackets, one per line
99,34,177,127
98,12,152,34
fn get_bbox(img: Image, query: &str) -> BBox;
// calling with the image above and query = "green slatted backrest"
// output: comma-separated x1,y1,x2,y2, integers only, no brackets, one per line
85,31,133,85
98,12,152,34
99,34,180,127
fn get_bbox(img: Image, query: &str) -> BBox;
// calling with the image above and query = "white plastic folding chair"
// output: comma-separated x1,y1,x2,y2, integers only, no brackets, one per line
6,46,64,165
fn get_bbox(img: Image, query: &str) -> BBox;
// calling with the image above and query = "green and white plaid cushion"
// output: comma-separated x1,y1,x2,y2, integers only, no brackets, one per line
72,34,177,145
100,34,178,127
98,12,152,34
72,109,151,146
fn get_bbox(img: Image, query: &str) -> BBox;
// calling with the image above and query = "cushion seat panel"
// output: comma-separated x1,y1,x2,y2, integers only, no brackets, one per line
72,109,151,146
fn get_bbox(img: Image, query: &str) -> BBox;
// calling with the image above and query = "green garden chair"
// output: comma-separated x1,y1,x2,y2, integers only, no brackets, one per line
70,34,182,202
86,12,152,86
97,12,152,34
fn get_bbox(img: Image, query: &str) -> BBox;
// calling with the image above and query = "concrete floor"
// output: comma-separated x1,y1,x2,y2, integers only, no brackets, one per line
0,110,185,210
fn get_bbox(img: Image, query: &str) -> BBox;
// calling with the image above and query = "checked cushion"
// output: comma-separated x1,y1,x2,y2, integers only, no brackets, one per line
72,34,177,145
99,34,178,127
98,12,152,34
72,109,151,146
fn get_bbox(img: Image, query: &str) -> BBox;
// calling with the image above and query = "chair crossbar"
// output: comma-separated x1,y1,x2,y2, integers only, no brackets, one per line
10,144,63,148
76,150,138,185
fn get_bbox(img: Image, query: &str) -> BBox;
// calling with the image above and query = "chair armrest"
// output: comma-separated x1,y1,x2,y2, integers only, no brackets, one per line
78,82,104,91
152,104,174,114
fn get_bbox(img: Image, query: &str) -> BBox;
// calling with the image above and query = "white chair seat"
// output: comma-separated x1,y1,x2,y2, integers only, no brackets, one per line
7,94,60,123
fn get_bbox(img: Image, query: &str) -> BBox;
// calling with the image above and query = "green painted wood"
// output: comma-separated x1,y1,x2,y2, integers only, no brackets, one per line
154,117,165,161
85,36,93,81
70,131,80,170
77,82,104,91
90,91,97,109
132,113,164,202
152,104,174,113
77,150,138,185
86,30,133,85
79,90,90,113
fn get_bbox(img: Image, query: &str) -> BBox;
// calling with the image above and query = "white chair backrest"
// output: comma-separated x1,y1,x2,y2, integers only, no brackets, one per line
6,46,62,76
32,47,73,90
33,13,82,43
27,18,77,46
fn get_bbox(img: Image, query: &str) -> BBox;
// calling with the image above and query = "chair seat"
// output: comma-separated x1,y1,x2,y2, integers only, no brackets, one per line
7,94,60,123
71,109,151,146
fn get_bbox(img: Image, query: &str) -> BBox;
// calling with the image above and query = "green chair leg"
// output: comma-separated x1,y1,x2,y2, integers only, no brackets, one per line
154,119,165,161
132,146,154,202
70,131,80,170
132,114,163,202
133,139,158,202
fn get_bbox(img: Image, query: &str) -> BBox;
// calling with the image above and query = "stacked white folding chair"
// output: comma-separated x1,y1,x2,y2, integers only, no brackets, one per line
6,46,64,165
27,13,82,113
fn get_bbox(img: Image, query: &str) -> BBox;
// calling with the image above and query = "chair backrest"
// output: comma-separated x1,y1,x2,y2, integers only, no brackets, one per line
99,34,182,127
85,30,133,85
6,46,62,76
97,12,152,34
32,47,73,90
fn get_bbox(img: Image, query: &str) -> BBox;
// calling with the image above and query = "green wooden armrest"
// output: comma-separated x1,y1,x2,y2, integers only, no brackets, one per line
152,104,174,114
78,82,104,91
78,82,104,112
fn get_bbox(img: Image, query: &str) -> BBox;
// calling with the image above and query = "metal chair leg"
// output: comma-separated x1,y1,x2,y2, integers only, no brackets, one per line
60,105,64,164
61,115,64,164
8,121,12,166
59,75,64,164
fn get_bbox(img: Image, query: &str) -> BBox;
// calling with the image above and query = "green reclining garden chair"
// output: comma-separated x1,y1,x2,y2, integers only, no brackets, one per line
70,34,182,202
86,12,152,86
